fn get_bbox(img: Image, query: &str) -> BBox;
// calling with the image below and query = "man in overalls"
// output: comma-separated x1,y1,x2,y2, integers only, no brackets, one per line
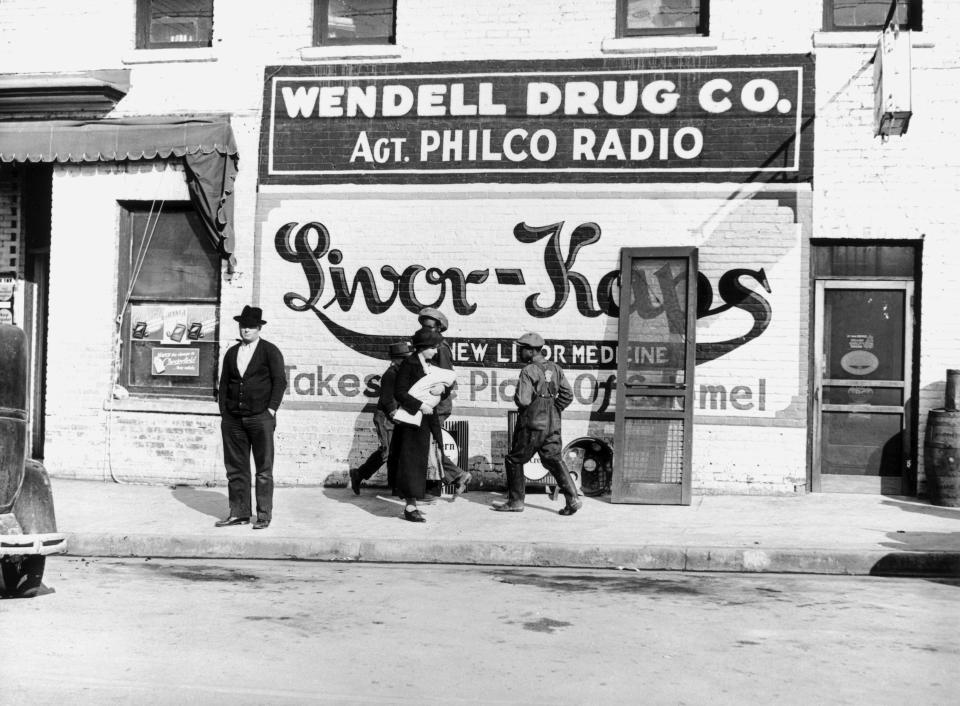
495,332,582,515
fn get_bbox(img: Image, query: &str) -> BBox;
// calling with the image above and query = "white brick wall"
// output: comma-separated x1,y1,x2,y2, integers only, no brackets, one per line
813,3,960,494
4,2,956,495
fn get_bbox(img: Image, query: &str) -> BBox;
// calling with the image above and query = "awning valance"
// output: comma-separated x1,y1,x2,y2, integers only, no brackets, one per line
0,116,238,272
0,116,236,163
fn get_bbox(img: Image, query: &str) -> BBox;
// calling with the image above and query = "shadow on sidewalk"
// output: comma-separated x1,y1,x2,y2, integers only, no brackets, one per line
881,498,960,520
321,486,408,518
875,498,960,561
171,485,227,519
870,524,960,579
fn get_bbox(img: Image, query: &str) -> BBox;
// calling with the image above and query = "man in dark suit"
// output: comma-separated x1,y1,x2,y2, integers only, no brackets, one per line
215,306,287,530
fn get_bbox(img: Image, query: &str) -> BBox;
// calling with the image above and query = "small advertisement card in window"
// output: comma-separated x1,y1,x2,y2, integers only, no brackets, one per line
151,348,201,376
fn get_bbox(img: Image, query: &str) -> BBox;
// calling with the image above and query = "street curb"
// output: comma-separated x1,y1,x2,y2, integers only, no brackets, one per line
61,533,960,577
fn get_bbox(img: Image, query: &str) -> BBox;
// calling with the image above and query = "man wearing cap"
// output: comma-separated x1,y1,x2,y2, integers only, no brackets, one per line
349,340,412,494
215,306,287,530
417,307,472,496
496,332,582,516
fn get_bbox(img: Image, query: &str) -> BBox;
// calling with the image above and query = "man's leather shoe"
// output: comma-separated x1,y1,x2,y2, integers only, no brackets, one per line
403,508,426,523
349,468,361,495
214,516,249,527
559,498,583,516
454,471,472,496
493,501,524,512
252,518,271,529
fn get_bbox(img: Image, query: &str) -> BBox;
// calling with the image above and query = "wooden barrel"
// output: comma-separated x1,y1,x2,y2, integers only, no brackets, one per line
923,410,960,507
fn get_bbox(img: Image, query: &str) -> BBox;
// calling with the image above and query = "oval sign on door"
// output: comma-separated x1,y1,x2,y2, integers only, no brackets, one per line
841,350,880,376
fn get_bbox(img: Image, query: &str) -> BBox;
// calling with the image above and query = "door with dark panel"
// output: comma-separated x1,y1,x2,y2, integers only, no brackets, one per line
612,248,697,505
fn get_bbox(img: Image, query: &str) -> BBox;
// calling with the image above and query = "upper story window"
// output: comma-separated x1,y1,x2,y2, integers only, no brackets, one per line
136,0,214,49
823,0,922,31
616,0,709,37
314,0,396,45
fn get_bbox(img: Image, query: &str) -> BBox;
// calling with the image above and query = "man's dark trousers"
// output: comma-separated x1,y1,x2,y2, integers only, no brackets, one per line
503,425,568,504
221,410,275,521
355,410,393,481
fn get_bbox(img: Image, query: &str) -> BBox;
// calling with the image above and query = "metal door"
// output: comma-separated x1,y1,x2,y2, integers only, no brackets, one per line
612,248,697,505
813,281,913,493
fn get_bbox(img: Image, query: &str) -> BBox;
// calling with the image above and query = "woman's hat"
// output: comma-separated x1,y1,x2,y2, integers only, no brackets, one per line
388,341,413,359
234,305,266,327
412,327,443,350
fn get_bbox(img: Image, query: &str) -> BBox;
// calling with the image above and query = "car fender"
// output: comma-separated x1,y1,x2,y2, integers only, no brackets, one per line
13,459,58,535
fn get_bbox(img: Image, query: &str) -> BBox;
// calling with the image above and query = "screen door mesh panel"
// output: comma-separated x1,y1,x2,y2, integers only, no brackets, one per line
620,418,684,483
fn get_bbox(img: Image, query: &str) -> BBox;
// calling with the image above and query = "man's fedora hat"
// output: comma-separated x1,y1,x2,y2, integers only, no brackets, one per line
412,327,443,350
234,305,267,327
389,341,413,358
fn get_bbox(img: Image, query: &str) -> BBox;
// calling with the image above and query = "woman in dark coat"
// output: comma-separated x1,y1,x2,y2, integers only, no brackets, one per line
390,328,446,522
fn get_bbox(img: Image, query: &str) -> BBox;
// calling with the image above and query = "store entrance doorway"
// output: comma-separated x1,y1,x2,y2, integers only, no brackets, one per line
18,164,51,461
813,280,914,494
612,248,697,505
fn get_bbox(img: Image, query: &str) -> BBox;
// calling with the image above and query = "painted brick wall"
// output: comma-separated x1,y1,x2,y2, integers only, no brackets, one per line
255,186,807,493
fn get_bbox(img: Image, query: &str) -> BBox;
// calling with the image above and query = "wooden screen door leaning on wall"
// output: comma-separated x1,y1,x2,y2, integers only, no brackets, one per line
612,248,697,505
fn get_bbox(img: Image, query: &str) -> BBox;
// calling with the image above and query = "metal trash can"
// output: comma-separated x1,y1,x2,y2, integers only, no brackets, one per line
436,420,469,496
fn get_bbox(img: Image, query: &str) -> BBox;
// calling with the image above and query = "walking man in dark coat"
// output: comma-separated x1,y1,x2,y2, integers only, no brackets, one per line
215,306,287,529
495,332,582,516
349,341,412,494
417,307,471,496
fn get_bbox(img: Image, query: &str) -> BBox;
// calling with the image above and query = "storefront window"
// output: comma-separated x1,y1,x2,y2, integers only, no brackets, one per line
313,0,396,45
118,203,220,398
136,0,214,49
616,0,708,36
823,0,921,31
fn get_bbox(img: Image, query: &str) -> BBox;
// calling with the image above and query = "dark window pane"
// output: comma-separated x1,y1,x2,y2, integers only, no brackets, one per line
824,290,905,381
127,341,218,392
623,0,701,32
324,0,394,42
120,203,220,398
146,0,213,46
812,244,916,277
129,208,220,300
831,0,910,28
821,411,903,476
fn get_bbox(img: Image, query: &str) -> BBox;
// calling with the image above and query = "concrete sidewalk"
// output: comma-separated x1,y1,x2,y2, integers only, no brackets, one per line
50,478,960,576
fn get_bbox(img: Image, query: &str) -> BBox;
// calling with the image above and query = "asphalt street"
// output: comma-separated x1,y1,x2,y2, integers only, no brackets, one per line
1,558,958,705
